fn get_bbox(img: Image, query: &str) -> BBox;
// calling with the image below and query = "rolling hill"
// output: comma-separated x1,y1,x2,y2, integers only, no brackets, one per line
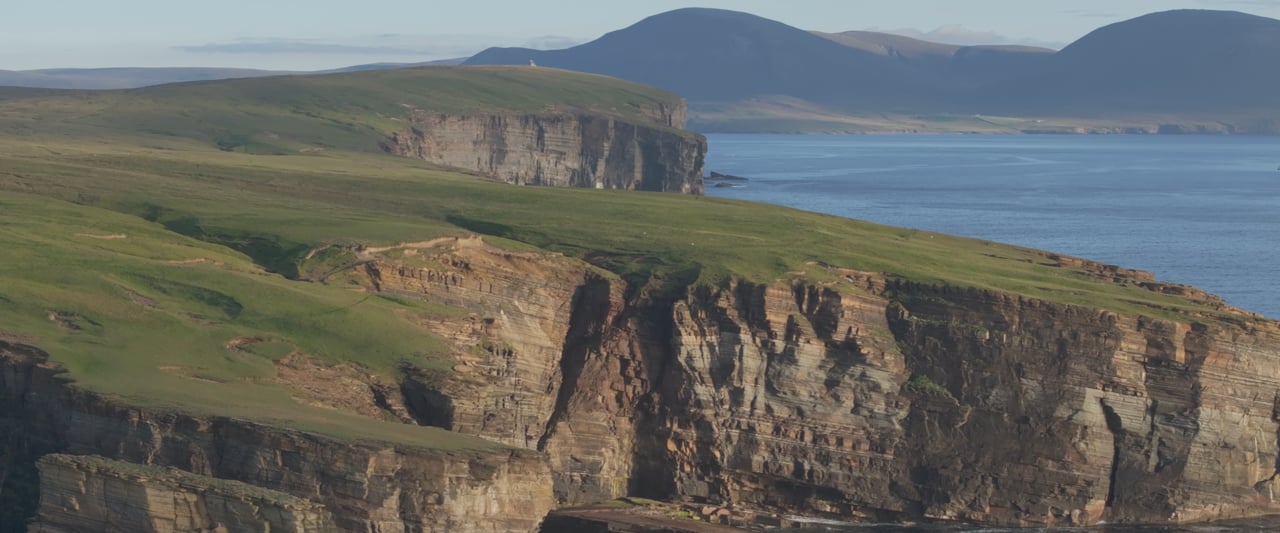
9,9,1277,132
0,66,687,155
468,8,1280,132
815,30,1054,87
979,10,1280,116
465,8,936,110
0,67,291,90
0,60,464,90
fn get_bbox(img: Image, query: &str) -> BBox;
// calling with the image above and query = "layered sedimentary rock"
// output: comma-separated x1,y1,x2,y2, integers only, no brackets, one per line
365,237,660,505
381,106,706,194
356,239,1280,527
7,236,1280,531
31,454,336,533
646,277,1280,526
0,341,553,533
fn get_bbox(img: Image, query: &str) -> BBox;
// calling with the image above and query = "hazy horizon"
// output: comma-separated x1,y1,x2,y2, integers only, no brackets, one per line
5,0,1280,71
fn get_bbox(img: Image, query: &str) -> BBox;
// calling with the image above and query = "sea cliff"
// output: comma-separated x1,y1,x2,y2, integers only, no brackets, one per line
381,102,706,194
356,237,1280,527
1,66,1278,533
6,236,1280,531
1,342,553,533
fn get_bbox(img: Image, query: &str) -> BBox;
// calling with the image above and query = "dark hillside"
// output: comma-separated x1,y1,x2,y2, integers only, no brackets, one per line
984,10,1280,114
466,8,935,110
817,30,1053,86
0,67,290,90
470,8,1280,130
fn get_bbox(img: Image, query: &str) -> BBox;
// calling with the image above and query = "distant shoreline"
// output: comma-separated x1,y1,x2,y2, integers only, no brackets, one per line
690,115,1278,135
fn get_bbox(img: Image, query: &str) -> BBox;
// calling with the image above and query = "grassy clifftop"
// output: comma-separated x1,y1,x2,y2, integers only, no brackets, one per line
0,66,1249,448
0,66,691,154
0,192,490,448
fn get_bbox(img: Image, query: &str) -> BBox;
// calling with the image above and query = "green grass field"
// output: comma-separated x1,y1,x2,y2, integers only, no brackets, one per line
0,66,692,155
0,66,1246,448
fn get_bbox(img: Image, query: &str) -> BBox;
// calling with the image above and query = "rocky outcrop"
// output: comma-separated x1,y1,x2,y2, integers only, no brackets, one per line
645,276,1280,526
31,454,336,533
365,237,661,505
1,341,553,533
353,239,1280,528
381,108,706,194
7,237,1280,531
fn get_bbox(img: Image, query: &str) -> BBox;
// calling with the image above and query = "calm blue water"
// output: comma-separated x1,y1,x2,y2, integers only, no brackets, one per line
705,134,1280,319
776,519,1280,532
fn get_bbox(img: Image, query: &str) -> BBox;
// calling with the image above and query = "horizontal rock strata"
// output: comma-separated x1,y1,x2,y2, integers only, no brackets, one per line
357,239,1280,527
1,340,553,533
30,454,336,533
6,237,1280,531
381,109,705,194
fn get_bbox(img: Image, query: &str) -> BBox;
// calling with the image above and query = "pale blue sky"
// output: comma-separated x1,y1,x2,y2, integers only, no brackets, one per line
4,0,1278,71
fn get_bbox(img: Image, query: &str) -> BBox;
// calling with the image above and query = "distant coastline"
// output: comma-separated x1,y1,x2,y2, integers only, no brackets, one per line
689,109,1277,135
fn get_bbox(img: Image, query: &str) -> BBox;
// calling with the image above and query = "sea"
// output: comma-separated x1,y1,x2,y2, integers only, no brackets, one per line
774,519,1280,532
704,134,1280,319
703,134,1280,532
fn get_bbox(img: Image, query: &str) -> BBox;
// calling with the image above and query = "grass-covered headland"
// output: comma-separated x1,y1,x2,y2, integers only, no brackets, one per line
0,66,1239,448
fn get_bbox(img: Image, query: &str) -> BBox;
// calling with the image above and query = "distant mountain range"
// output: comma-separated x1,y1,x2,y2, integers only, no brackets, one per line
0,67,291,90
4,8,1279,133
812,31,1053,88
468,8,1280,133
0,58,465,90
469,8,938,108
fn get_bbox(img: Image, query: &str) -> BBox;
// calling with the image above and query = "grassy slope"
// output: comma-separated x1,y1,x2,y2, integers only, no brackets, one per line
0,192,487,449
0,66,691,155
0,67,1244,449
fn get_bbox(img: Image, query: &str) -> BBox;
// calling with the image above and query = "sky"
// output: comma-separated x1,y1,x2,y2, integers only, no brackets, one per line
4,0,1280,71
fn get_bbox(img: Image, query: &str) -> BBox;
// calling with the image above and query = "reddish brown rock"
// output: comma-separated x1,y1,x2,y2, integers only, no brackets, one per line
363,241,1280,527
7,240,1280,531
1,341,553,533
30,454,337,533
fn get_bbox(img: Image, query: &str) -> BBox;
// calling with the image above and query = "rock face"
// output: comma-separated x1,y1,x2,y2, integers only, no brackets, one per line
0,341,553,533
31,454,337,533
7,237,1280,531
380,106,706,194
645,278,1280,526
365,237,659,505
355,239,1280,527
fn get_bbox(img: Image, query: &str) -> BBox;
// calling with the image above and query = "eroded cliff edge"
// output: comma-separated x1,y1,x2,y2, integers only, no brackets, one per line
6,236,1280,531
356,237,1280,528
380,103,706,194
31,454,338,533
0,340,552,533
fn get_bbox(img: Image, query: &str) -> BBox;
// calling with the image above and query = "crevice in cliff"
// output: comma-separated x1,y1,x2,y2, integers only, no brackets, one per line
361,262,382,292
0,342,59,531
628,275,711,502
536,275,614,453
1100,399,1124,508
1271,392,1280,482
733,282,771,335
398,367,455,430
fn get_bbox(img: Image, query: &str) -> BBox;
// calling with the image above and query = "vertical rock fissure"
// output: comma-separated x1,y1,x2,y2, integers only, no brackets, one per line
1100,399,1124,508
0,344,59,531
626,283,695,501
1272,393,1280,480
536,276,613,452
